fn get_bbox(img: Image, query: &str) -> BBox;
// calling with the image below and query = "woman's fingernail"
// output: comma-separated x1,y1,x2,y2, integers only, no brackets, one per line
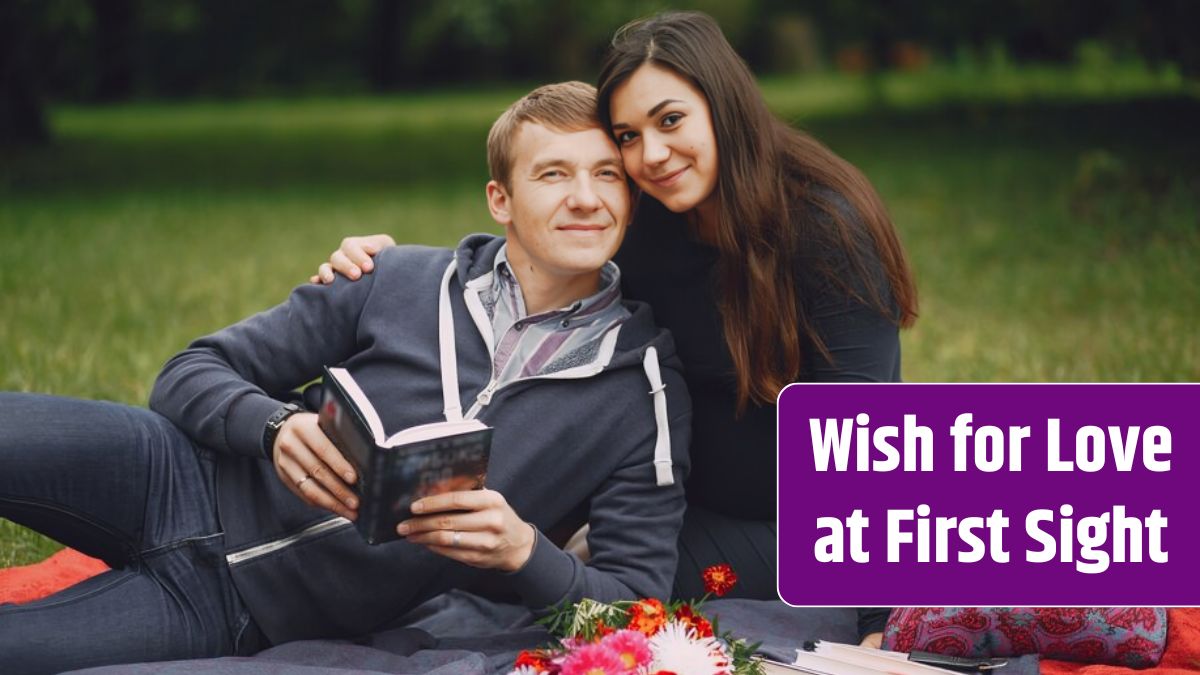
396,522,410,535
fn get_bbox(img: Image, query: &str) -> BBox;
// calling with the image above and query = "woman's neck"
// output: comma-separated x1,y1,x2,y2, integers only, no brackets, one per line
688,195,722,247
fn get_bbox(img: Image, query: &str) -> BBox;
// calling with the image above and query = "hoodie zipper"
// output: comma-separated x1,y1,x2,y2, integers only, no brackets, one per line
225,516,352,566
464,363,607,419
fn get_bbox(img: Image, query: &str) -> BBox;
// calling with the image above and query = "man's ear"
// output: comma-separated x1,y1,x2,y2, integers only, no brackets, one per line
486,180,513,227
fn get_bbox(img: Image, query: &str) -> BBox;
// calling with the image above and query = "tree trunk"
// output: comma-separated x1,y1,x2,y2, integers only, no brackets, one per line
0,1,50,145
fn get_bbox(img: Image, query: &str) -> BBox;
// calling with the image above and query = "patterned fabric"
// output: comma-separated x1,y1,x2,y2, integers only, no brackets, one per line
477,245,628,385
883,607,1168,668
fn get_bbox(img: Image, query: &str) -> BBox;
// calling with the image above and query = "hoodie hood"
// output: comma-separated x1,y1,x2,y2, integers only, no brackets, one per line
448,233,681,486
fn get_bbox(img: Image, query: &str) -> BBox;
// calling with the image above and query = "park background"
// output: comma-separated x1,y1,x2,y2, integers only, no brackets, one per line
2,0,1197,567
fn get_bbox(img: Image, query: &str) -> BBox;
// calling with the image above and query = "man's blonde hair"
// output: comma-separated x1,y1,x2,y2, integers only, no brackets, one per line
487,81,600,189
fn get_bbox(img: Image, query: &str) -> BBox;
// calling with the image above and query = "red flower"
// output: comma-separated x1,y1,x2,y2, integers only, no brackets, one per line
515,649,557,672
673,604,714,638
593,619,616,640
628,598,669,636
702,564,738,597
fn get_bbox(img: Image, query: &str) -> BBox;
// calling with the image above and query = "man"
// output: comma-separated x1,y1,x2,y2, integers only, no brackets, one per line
0,81,690,673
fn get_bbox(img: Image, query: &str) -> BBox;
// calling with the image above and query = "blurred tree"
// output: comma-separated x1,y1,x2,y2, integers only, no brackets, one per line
364,0,428,90
6,0,1198,129
90,0,138,101
1,1,49,144
1,0,92,144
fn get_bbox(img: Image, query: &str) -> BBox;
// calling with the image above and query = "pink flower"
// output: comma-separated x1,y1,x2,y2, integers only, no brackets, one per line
600,629,652,670
560,642,627,675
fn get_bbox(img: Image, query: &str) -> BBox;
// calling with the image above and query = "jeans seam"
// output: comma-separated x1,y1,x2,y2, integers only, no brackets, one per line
0,494,138,563
140,531,225,559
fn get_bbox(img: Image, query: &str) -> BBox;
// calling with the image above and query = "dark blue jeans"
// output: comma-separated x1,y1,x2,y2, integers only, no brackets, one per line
0,393,263,674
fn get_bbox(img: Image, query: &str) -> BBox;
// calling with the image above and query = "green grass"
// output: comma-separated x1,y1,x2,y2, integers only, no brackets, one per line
2,64,1197,567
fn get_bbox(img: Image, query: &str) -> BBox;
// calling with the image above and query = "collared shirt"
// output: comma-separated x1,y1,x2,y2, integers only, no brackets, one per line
475,244,629,389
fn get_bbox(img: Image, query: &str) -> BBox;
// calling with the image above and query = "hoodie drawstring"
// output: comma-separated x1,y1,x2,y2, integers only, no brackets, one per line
442,255,674,486
439,258,463,422
642,346,674,486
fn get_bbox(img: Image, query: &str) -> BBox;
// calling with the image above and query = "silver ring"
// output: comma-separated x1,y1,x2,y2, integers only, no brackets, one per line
296,475,311,489
451,531,462,548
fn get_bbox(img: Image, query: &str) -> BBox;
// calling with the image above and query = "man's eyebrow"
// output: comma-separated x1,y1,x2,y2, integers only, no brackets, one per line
611,99,683,129
593,158,623,171
529,158,570,174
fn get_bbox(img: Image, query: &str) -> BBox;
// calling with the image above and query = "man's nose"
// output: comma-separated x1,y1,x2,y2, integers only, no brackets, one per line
566,175,602,211
642,132,670,166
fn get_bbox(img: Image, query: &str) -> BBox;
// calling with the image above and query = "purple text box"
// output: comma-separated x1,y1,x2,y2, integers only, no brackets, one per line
777,383,1198,606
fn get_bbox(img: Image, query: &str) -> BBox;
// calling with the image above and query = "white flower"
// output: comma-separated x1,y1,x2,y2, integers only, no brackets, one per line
648,620,732,675
507,667,541,675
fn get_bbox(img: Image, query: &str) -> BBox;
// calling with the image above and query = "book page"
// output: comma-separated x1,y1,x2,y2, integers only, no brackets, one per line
383,418,488,447
327,367,386,443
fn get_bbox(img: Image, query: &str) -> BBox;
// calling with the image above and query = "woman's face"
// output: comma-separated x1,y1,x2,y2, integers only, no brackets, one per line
608,63,719,216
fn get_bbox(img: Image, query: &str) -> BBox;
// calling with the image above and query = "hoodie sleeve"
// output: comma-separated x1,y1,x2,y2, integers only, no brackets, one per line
505,365,692,607
149,268,380,459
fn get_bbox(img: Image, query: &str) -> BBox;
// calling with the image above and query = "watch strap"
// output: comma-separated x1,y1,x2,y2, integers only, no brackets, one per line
262,402,304,458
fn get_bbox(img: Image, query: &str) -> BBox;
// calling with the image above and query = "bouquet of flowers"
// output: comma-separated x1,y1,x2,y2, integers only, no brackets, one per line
509,564,766,675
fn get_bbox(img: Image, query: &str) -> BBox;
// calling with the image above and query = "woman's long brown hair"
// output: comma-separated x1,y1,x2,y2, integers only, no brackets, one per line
597,11,918,412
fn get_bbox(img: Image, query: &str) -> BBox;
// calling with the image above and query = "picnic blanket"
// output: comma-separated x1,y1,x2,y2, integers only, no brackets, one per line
5,549,1183,674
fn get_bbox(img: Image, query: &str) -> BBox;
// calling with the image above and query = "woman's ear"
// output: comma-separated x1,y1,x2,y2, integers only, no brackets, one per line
486,181,513,227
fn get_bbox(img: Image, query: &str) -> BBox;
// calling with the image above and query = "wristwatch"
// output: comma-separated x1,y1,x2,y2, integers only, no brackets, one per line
262,402,304,457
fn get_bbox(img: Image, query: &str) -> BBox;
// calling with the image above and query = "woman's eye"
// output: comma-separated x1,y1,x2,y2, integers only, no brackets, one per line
661,113,683,128
616,131,638,145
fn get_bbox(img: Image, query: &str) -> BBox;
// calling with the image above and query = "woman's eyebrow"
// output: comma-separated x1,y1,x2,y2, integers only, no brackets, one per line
646,99,682,117
611,98,684,129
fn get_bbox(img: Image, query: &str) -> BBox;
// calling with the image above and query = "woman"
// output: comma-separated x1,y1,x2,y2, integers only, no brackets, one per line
315,11,916,641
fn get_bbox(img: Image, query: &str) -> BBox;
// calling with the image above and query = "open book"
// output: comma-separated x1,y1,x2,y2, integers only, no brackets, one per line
318,366,492,545
758,641,986,675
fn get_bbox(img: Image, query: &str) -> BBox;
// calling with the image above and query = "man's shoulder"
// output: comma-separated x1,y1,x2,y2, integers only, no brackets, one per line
374,243,454,271
373,234,504,284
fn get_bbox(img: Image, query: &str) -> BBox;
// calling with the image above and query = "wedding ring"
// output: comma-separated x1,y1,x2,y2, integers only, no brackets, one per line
451,531,462,548
296,475,311,489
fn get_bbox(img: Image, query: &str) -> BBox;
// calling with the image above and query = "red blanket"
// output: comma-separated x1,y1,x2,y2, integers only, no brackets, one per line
3,550,1199,675
1040,609,1200,675
0,548,108,605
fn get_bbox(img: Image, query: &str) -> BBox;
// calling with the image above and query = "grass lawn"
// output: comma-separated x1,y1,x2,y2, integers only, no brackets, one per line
2,65,1197,568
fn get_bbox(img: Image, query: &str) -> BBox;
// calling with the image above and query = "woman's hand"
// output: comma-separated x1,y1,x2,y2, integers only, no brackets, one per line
310,234,397,285
859,632,883,649
397,489,536,572
272,413,360,520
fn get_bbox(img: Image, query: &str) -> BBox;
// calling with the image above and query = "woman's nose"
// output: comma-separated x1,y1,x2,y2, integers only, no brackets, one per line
642,133,670,166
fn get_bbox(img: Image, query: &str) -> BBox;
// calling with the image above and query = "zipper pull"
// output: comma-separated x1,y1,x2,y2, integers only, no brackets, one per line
476,380,498,407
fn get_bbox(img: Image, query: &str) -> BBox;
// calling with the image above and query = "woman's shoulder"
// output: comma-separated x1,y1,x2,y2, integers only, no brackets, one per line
787,183,893,312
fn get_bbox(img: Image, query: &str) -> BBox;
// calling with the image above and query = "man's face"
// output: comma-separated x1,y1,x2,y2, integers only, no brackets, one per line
486,123,630,283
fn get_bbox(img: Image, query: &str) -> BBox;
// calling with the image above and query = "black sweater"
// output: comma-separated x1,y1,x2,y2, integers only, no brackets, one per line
615,198,902,521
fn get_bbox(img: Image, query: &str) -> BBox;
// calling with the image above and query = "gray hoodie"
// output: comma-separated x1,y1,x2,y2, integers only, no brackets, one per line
150,234,691,645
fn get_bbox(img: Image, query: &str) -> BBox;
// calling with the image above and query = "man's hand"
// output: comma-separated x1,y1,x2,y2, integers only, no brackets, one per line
272,413,359,520
310,234,396,285
397,489,536,572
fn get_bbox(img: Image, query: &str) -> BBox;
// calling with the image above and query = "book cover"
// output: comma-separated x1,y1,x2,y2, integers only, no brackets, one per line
318,366,492,545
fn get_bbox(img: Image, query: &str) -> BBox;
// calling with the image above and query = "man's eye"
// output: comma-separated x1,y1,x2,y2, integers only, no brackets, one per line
540,170,566,179
616,131,638,145
597,169,623,180
661,113,683,128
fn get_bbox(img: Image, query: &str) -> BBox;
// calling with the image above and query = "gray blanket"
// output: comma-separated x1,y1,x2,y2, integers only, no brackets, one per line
71,593,1040,674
